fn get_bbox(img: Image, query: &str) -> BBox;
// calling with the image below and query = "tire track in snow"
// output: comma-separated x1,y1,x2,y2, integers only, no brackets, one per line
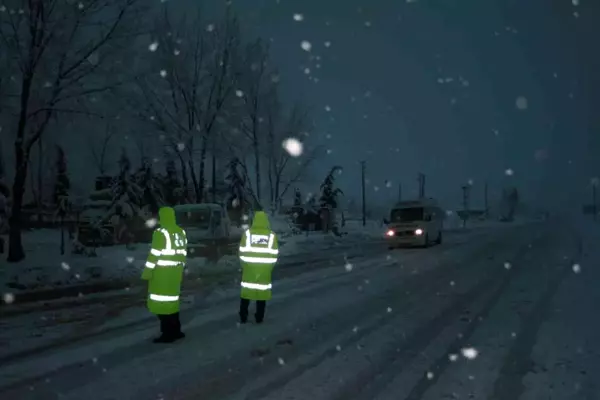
157,227,544,399
0,249,419,396
391,229,577,400
488,229,583,400
0,243,388,365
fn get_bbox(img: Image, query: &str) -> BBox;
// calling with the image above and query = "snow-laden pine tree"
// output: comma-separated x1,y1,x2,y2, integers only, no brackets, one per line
163,158,181,206
52,146,71,254
319,166,344,233
319,166,344,209
225,157,246,206
109,148,144,219
135,157,163,215
293,188,302,206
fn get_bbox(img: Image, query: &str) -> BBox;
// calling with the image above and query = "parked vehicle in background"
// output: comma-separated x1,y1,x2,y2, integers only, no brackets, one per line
385,198,444,248
174,203,239,262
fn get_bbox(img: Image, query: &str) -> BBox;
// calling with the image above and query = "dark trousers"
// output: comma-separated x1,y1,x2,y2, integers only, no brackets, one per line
157,312,182,337
239,298,266,322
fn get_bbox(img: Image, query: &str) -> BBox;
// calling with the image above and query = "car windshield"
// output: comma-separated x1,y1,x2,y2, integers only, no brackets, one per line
390,207,424,222
175,209,211,229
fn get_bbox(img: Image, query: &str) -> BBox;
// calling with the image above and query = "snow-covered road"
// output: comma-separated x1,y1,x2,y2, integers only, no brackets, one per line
1,219,598,400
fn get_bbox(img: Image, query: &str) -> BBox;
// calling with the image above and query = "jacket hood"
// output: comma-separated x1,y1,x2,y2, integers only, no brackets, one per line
251,211,270,230
158,207,176,228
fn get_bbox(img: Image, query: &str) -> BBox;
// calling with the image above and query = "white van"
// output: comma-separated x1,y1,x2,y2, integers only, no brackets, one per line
385,199,444,248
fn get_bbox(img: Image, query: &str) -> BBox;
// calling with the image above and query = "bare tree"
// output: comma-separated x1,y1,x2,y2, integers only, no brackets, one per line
0,0,147,261
90,121,116,175
264,90,320,210
131,5,240,203
238,39,273,206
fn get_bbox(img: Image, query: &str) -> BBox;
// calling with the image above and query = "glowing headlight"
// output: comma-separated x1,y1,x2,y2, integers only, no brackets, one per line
415,228,423,235
386,230,395,236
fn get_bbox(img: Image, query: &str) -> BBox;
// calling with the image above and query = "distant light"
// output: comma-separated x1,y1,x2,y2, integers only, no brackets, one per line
415,229,423,235
386,230,394,237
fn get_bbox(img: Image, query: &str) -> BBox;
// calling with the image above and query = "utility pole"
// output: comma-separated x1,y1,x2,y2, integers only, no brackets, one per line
361,161,366,226
211,135,217,203
484,182,489,219
418,173,425,199
397,183,402,203
593,183,598,221
461,185,470,228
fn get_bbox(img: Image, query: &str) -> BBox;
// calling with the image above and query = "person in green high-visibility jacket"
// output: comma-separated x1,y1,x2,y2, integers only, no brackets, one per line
238,211,279,324
142,207,188,343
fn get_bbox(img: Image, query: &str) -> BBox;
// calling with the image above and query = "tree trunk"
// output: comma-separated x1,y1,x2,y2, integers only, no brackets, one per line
60,214,65,255
8,157,28,262
253,135,261,205
197,135,208,203
178,157,189,202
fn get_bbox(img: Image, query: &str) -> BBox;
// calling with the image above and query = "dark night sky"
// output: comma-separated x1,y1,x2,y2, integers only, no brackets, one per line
3,0,598,212
193,0,599,211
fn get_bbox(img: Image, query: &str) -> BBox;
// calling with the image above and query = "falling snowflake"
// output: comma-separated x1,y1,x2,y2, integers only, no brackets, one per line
352,326,359,333
304,68,310,74
78,2,84,10
282,138,303,157
364,21,372,27
572,0,579,5
324,41,331,48
426,371,434,380
300,41,312,51
3,293,15,304
385,180,392,188
374,186,380,191
61,262,70,271
148,41,159,52
448,353,458,362
461,347,478,359
326,149,332,154
387,307,392,313
335,345,342,351
572,264,581,273
159,70,167,78
173,49,180,56
324,105,331,112
235,90,244,97
206,24,215,32
278,357,285,365
515,96,528,110
345,262,353,272
176,142,185,152
242,214,249,221
145,218,158,228
293,13,304,21
450,281,455,286
504,262,512,270
467,179,474,186
126,257,134,263
505,168,514,176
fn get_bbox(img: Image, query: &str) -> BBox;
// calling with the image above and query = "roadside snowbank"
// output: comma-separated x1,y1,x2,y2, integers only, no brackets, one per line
0,222,383,297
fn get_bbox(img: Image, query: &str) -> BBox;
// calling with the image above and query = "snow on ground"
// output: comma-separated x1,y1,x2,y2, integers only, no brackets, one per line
1,217,388,296
0,221,553,400
519,217,600,400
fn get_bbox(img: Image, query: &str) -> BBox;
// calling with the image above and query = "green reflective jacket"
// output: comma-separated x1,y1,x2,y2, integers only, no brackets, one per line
239,211,279,301
141,207,187,315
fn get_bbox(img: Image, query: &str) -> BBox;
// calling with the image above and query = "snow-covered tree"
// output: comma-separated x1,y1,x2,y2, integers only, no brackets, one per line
319,166,344,209
1,0,146,262
225,158,247,208
53,146,70,207
109,148,143,218
135,157,163,214
293,188,302,206
53,146,70,255
163,158,181,206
